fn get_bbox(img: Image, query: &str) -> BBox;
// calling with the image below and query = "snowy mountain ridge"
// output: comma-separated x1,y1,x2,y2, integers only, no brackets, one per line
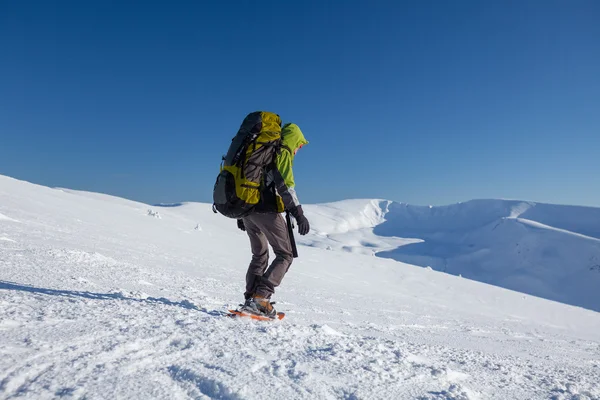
297,198,600,312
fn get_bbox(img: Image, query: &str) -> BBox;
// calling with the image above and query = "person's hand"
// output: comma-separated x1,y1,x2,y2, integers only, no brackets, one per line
237,219,246,232
292,206,310,236
296,214,310,235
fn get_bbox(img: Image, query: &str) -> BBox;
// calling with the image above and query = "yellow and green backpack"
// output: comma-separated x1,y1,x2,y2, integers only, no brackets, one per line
213,111,283,219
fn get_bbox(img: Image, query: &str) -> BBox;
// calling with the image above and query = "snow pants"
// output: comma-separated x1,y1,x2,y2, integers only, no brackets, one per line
242,212,293,299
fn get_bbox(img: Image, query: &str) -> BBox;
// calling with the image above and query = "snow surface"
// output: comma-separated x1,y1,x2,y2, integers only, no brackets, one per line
1,174,600,399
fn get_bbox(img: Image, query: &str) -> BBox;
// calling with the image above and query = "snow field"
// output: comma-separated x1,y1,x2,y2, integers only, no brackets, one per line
1,175,599,399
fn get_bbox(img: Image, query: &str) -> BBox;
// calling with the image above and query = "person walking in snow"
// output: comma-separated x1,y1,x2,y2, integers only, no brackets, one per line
236,122,310,317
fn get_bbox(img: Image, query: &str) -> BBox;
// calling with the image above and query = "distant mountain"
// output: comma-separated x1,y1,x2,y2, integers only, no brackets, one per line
303,199,600,311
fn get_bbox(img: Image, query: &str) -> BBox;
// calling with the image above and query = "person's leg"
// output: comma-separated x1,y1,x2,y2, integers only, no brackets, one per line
248,213,293,299
242,216,269,299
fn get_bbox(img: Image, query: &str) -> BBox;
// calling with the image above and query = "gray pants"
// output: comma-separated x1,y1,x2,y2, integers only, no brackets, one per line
242,213,293,299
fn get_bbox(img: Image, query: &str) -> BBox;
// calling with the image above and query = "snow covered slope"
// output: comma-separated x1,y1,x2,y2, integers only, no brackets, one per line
302,199,600,312
1,174,600,399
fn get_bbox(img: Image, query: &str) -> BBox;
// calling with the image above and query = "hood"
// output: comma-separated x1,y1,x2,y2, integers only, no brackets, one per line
281,123,308,154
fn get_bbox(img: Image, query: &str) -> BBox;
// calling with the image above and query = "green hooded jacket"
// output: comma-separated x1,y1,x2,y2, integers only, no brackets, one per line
256,123,308,213
277,123,309,190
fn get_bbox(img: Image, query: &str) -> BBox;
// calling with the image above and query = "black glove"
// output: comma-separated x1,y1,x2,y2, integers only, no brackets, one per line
237,219,246,232
292,206,310,236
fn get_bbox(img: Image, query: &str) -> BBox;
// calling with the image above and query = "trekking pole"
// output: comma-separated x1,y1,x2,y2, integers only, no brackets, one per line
285,211,299,258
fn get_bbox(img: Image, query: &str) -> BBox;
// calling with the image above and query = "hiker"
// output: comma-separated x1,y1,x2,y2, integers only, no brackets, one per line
212,112,310,317
237,122,310,317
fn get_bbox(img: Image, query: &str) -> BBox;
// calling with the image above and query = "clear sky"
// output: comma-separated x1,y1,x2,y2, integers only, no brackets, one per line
1,1,599,207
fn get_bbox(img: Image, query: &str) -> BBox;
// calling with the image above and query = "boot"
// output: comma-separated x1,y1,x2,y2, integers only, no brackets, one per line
250,294,276,318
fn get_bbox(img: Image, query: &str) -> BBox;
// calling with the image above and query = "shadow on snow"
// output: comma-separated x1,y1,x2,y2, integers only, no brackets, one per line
0,280,226,317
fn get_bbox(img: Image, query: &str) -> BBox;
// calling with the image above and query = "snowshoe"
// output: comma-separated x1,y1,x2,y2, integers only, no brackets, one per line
228,296,284,321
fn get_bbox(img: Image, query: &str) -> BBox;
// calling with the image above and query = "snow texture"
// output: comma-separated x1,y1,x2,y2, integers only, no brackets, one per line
1,174,599,399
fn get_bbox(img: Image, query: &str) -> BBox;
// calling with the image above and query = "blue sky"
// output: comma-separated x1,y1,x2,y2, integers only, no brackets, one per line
1,1,599,206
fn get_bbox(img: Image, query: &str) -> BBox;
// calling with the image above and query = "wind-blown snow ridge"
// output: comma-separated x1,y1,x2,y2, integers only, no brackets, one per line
299,199,418,256
508,201,535,219
1,174,599,399
0,212,19,222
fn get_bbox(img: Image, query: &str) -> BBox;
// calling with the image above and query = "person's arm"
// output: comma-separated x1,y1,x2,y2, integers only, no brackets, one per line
273,148,300,212
272,148,310,235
